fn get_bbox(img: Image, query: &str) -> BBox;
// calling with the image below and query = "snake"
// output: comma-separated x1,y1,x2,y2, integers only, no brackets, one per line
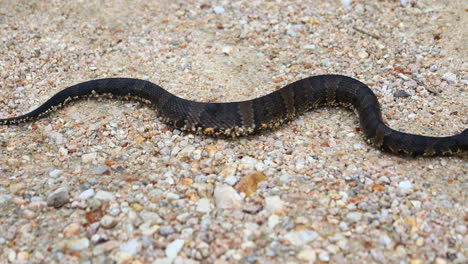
0,75,466,156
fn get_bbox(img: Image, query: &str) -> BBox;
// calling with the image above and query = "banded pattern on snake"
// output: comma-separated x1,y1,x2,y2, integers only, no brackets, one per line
1,75,466,156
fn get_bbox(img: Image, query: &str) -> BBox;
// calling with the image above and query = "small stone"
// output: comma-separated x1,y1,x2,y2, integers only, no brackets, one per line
242,204,263,215
394,90,411,98
429,65,438,72
47,187,69,208
214,185,242,209
442,72,457,84
91,165,110,175
120,239,141,256
318,250,330,262
81,152,97,163
303,45,316,50
23,209,36,219
196,198,212,213
63,223,81,237
166,239,185,258
0,194,11,208
379,234,392,247
66,238,90,252
345,212,362,222
213,6,225,14
79,189,95,200
17,251,29,261
353,143,362,150
94,190,115,202
298,247,316,262
49,169,63,178
28,200,47,211
264,196,285,215
341,0,352,6
221,46,232,55
284,230,319,247
236,171,267,197
357,51,369,59
100,215,118,229
268,214,280,229
398,180,413,194
9,183,26,194
160,226,175,236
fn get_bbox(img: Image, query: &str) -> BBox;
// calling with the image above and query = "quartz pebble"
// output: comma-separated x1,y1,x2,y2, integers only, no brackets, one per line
166,239,185,258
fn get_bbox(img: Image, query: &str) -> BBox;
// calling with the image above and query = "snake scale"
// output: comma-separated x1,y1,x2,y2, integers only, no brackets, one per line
0,75,466,156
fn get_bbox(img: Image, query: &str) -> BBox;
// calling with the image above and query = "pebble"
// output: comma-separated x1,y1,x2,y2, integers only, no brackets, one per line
0,194,11,208
94,190,115,202
303,45,316,50
268,214,280,229
63,223,81,237
119,239,140,256
341,0,353,6
357,51,369,59
46,187,69,208
49,169,63,178
196,198,212,213
166,239,185,258
284,230,319,247
379,234,392,247
393,90,411,98
345,212,362,222
213,185,242,209
318,250,330,262
398,180,413,195
66,238,90,252
264,196,285,215
442,72,457,84
79,189,95,200
213,6,225,14
81,152,97,163
100,215,118,229
298,247,316,262
91,165,111,175
160,225,176,236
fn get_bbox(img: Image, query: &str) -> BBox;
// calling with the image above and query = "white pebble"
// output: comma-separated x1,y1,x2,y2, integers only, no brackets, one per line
196,198,212,213
66,238,89,252
442,72,457,84
345,211,362,222
214,185,242,209
298,247,316,262
302,44,316,50
79,189,95,200
94,190,115,202
166,239,185,258
265,196,285,215
49,169,63,178
318,250,330,262
284,230,319,247
213,6,225,14
119,239,140,256
341,0,353,6
398,180,413,191
222,46,232,55
81,152,97,163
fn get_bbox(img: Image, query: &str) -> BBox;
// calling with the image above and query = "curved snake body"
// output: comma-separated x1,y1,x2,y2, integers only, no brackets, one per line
1,75,466,156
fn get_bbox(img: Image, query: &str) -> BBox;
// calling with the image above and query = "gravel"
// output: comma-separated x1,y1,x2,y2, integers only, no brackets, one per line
0,0,466,263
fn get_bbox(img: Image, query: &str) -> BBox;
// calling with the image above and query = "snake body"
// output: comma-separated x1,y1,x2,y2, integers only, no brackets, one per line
0,75,466,156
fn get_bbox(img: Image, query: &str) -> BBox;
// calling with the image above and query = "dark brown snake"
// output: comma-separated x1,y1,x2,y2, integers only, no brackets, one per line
0,75,466,156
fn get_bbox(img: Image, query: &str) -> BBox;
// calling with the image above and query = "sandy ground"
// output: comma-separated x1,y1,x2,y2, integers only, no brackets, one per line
0,0,466,263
